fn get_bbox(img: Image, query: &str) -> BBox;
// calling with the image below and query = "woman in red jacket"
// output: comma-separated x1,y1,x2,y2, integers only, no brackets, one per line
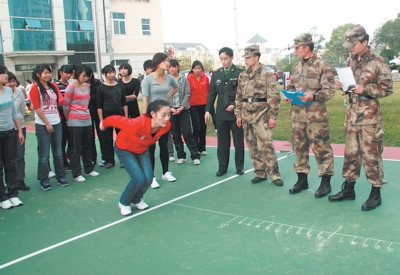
187,60,210,155
100,99,171,216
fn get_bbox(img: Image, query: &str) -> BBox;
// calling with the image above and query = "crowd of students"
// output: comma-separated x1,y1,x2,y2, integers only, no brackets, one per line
0,53,214,215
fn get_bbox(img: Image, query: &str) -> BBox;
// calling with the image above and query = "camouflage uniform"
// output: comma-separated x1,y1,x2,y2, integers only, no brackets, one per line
342,27,393,187
235,46,281,181
287,38,335,177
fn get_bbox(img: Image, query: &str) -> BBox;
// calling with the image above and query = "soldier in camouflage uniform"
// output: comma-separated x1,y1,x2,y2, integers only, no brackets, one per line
284,33,335,198
235,45,283,186
328,25,393,211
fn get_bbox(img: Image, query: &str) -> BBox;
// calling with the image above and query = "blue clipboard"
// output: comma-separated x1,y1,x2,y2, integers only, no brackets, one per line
281,90,311,105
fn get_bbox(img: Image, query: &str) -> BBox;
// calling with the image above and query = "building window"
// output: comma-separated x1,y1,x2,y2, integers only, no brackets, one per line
111,13,126,35
141,19,150,36
24,19,42,29
78,21,94,31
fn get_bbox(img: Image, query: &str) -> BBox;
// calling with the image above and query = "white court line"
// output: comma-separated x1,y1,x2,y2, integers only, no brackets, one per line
0,155,289,270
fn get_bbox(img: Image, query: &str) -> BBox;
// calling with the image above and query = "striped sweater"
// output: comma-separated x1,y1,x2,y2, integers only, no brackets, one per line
62,82,91,127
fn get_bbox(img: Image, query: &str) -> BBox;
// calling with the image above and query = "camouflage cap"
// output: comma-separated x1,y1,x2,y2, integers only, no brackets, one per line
343,24,367,48
242,45,260,58
291,33,313,48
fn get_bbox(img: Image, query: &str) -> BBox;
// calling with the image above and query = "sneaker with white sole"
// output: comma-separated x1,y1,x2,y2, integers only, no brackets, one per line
85,171,99,177
193,159,200,165
133,199,149,210
98,160,106,167
74,175,86,182
48,171,56,178
162,171,176,182
200,151,207,156
0,199,13,210
9,197,23,207
177,158,186,164
118,202,132,216
169,156,175,162
151,177,160,189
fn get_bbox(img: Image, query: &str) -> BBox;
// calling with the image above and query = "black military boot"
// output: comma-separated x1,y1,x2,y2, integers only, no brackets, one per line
315,175,332,198
289,173,308,194
361,186,381,211
328,180,356,202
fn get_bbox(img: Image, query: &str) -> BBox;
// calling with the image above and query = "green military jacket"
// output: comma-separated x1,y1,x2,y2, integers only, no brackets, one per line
345,47,393,126
287,54,335,123
206,64,243,121
234,64,280,124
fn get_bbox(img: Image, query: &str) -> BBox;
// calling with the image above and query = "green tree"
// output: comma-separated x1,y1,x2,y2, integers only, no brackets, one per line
323,23,353,66
275,53,297,72
173,56,192,71
309,26,325,52
372,13,400,58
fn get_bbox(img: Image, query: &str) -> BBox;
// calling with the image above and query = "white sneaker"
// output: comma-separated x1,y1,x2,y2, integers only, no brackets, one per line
200,151,207,156
86,171,99,177
0,199,13,210
98,160,106,167
133,199,149,210
74,175,86,182
169,156,175,162
193,159,200,165
9,197,23,207
177,158,186,164
48,171,56,178
162,171,176,182
118,202,132,216
151,177,160,189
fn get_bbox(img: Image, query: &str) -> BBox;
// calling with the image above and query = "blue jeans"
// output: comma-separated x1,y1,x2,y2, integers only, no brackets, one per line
115,146,152,206
35,123,66,182
0,129,18,201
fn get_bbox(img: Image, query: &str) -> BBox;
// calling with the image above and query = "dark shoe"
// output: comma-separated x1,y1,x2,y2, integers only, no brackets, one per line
273,179,284,186
237,170,244,175
17,181,30,191
328,180,356,202
57,177,69,187
289,173,308,194
216,170,227,177
361,186,381,211
315,175,332,198
40,181,52,191
106,163,115,169
120,164,125,168
65,164,71,172
251,177,267,184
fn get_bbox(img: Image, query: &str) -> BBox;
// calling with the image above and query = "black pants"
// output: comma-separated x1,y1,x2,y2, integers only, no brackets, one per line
0,129,18,201
170,109,200,160
60,111,70,167
68,126,94,178
149,132,169,175
91,117,101,163
99,124,120,165
189,105,207,152
217,120,244,172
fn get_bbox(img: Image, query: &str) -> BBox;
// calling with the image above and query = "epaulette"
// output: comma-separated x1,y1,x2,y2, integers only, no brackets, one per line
215,67,223,72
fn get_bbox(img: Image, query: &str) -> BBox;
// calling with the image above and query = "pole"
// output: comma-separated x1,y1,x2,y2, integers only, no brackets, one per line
92,0,102,75
233,0,239,64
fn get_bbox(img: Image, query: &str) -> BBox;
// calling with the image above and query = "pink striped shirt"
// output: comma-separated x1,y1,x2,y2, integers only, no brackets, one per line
62,82,92,127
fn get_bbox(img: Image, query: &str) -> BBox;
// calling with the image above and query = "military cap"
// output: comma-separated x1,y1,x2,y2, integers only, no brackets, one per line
242,45,260,58
343,24,368,48
291,33,313,48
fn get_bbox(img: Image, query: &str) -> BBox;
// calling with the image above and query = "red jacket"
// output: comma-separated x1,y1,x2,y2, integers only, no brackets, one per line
187,72,210,106
102,114,171,154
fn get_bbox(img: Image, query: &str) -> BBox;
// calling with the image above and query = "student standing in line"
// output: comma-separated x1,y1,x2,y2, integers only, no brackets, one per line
0,65,25,210
97,65,128,169
30,64,68,191
63,65,100,182
6,72,30,191
88,71,102,166
118,63,141,118
187,60,210,156
141,53,179,188
100,100,171,216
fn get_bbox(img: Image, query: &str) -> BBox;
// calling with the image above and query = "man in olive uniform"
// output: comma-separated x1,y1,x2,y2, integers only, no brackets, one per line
329,25,393,211
284,33,335,198
235,45,283,186
205,47,244,177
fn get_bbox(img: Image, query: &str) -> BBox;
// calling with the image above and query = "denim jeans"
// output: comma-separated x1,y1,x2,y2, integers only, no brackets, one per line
15,128,26,182
115,146,152,206
68,125,94,178
35,122,66,182
0,129,18,201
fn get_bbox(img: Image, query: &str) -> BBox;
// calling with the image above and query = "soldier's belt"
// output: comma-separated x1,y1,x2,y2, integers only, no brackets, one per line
349,95,373,104
242,98,267,103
